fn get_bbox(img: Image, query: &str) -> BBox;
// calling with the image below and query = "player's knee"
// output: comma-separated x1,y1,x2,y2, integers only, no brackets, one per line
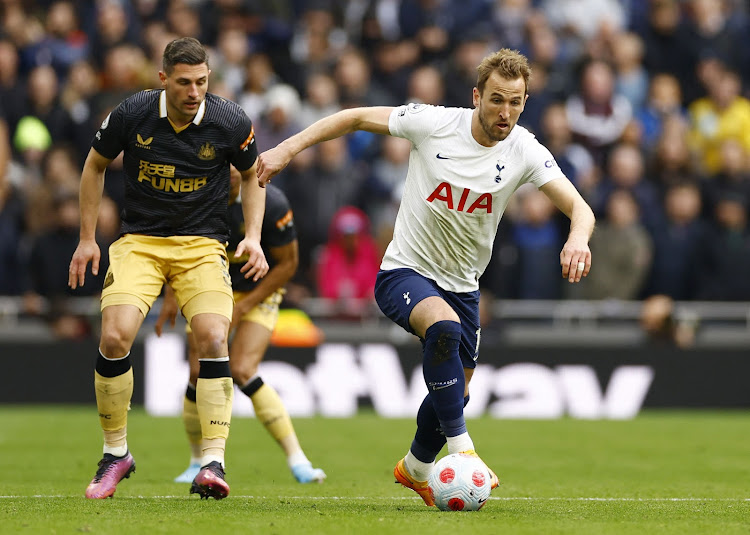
193,327,228,358
424,320,461,365
99,327,135,357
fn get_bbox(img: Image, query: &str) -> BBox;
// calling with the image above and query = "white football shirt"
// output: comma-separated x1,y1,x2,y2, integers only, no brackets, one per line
382,103,566,292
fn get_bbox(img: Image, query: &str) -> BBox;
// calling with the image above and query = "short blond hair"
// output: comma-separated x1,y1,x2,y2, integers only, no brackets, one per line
477,48,531,95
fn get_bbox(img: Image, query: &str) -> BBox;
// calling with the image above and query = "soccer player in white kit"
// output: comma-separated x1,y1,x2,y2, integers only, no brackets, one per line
257,49,595,506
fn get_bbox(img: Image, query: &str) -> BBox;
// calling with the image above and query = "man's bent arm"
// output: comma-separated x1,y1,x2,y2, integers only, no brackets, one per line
539,177,595,242
539,177,595,282
236,160,269,281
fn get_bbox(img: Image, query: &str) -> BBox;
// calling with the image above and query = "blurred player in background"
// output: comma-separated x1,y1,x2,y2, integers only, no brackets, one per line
155,165,325,484
256,48,595,506
68,37,268,500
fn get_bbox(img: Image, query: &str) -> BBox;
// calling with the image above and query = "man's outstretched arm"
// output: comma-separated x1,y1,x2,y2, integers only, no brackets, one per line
257,106,394,185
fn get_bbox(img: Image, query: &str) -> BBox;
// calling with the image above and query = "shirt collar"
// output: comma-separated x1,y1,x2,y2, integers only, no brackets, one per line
159,90,207,125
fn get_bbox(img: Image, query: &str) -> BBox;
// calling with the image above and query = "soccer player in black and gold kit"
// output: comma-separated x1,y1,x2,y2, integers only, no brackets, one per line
156,166,326,484
68,37,269,500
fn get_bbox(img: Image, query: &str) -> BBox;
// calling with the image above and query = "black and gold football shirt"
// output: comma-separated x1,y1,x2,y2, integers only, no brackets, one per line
92,90,258,243
227,184,296,292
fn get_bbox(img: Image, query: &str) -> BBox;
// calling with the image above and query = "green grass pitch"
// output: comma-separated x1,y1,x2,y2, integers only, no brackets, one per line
0,406,748,534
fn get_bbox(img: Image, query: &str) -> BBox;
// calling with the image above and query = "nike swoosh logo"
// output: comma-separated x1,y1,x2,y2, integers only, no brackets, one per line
436,154,450,159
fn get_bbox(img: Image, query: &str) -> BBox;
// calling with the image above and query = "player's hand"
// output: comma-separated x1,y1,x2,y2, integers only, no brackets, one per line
68,239,101,289
236,238,269,281
154,288,178,337
560,236,591,283
257,146,293,187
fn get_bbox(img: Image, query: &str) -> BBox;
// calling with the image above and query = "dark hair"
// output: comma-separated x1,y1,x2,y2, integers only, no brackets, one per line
162,37,209,74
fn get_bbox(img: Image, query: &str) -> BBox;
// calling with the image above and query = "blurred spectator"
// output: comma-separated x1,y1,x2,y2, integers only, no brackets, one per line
335,48,392,108
702,139,750,217
648,115,696,194
646,182,705,300
0,170,25,295
24,192,104,300
86,0,140,69
640,294,697,348
371,39,420,104
0,38,26,135
542,0,626,49
688,68,750,176
361,135,411,245
684,0,746,85
520,61,555,136
27,0,89,77
405,64,445,106
41,144,79,199
511,188,563,299
315,206,380,317
538,102,597,194
165,1,202,41
212,27,250,97
592,143,663,233
254,83,302,153
398,0,463,63
636,73,686,152
289,2,345,85
22,64,76,154
298,71,341,128
443,31,492,107
100,44,152,100
610,31,649,113
640,0,697,101
490,0,534,52
60,60,103,161
566,59,632,165
697,194,750,300
580,189,652,300
286,136,366,260
238,53,281,121
525,18,574,100
141,22,178,86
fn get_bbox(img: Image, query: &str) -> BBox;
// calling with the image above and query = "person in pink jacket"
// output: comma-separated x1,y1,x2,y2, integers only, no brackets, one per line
316,206,380,313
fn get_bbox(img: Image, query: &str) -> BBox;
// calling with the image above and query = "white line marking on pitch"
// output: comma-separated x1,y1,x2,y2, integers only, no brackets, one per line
0,495,748,502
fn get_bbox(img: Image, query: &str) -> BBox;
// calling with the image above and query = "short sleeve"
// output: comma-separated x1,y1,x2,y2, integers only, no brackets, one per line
91,104,126,159
229,112,258,171
522,137,567,188
388,103,441,146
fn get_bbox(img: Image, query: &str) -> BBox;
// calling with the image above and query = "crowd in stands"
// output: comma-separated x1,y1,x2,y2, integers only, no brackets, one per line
1,0,750,336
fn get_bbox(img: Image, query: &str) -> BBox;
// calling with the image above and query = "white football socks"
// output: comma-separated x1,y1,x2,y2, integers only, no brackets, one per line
287,450,310,468
103,444,128,458
405,450,434,481
446,432,474,454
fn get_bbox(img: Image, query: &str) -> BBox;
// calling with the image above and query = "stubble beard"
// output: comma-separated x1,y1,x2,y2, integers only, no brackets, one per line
479,109,510,143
